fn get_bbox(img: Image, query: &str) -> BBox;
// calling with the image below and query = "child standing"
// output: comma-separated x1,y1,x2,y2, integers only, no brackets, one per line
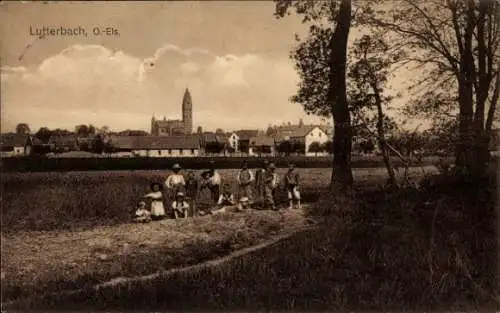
144,182,166,220
254,160,269,206
237,161,254,203
264,163,279,210
171,192,190,219
185,170,199,216
284,162,301,209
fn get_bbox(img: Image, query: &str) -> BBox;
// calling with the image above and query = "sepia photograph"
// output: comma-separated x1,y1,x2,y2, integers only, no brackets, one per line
0,0,499,311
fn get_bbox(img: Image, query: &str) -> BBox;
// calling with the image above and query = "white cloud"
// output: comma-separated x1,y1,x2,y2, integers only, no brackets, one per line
1,43,323,133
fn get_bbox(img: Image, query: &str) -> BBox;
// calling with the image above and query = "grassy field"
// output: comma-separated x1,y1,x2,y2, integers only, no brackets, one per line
13,173,497,311
1,165,439,308
1,166,436,232
1,209,312,304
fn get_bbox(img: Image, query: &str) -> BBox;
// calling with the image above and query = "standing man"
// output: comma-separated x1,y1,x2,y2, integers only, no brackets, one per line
237,161,254,203
284,162,301,209
264,163,279,210
165,163,186,201
254,160,269,206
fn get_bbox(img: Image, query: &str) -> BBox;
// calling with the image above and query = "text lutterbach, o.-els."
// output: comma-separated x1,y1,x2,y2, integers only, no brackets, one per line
30,26,88,37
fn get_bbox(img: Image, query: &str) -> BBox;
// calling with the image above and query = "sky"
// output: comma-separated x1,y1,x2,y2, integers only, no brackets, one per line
0,1,415,133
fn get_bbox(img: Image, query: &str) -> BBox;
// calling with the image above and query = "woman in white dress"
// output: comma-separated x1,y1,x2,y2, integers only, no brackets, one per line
165,163,186,201
144,182,166,220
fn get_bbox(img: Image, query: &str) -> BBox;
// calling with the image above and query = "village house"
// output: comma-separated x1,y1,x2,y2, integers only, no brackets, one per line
197,132,228,155
108,135,201,157
231,130,260,154
49,135,79,153
227,132,239,152
0,133,34,157
275,125,330,156
249,136,276,156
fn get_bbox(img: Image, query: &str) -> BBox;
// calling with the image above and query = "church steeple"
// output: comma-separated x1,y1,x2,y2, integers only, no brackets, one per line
151,114,156,135
182,87,193,134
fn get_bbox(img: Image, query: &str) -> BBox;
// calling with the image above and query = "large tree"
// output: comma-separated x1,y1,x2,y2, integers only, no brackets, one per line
15,123,30,135
362,0,500,177
275,0,354,189
34,127,52,143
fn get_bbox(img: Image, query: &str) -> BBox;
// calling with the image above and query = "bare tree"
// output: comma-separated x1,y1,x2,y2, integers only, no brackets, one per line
362,0,500,177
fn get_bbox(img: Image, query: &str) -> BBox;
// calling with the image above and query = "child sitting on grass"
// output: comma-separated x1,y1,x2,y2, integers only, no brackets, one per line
237,196,250,211
171,192,190,219
209,184,236,215
132,200,151,223
217,183,236,206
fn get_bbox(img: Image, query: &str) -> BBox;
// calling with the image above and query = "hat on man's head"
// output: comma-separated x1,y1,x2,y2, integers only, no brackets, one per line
268,163,276,169
172,163,181,170
176,192,184,197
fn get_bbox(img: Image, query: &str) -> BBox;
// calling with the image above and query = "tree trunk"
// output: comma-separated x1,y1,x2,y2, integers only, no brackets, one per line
328,0,353,191
373,83,398,187
455,0,477,177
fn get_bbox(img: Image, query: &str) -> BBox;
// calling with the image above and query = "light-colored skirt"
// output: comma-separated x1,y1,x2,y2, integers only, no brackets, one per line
151,200,165,216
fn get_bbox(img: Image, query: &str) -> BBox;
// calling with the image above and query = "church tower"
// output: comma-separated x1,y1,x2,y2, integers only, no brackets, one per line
151,115,157,135
182,88,193,134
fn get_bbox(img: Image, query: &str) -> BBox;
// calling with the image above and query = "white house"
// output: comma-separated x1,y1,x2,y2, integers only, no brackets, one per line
275,125,330,156
108,135,201,157
0,134,34,157
227,132,239,152
304,126,329,156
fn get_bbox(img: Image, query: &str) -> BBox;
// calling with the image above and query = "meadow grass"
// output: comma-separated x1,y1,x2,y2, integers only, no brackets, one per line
2,165,445,310
16,171,497,312
1,209,311,303
1,167,435,232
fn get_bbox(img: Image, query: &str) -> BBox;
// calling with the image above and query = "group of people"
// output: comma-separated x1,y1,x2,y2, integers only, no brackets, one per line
132,160,302,223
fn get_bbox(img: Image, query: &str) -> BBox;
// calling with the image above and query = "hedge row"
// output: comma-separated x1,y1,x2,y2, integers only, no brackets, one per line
0,155,452,173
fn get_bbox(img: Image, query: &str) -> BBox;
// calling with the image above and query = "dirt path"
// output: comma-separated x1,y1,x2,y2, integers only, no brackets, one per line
1,207,313,303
